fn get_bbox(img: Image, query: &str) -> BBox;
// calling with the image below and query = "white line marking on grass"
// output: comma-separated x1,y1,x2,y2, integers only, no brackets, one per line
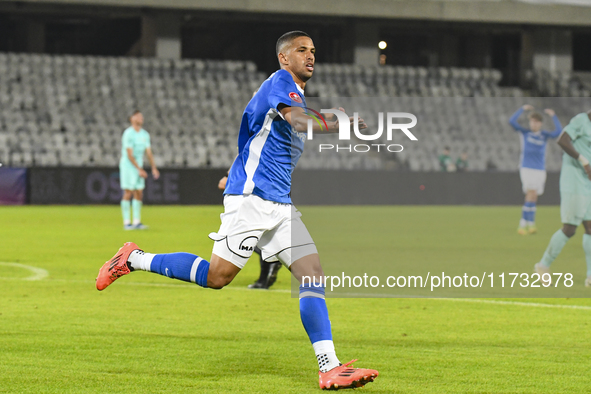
0,262,49,281
24,277,591,310
115,284,591,310
444,298,591,311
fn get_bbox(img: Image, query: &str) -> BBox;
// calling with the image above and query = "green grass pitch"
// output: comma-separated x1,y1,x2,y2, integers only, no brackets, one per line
1,205,590,393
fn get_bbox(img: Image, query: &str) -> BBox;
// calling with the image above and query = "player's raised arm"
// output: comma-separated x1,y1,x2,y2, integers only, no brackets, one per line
279,104,334,133
509,105,532,133
279,105,367,134
544,108,563,138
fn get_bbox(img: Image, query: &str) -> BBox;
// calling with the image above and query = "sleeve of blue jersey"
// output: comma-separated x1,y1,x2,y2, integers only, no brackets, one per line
267,70,305,111
508,108,529,133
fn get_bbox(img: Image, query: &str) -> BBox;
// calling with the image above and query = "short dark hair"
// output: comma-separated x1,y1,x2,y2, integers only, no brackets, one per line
276,30,311,57
444,146,450,151
129,109,141,122
529,112,543,122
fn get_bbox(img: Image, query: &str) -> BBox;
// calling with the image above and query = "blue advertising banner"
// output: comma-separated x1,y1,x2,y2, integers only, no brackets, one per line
0,167,27,205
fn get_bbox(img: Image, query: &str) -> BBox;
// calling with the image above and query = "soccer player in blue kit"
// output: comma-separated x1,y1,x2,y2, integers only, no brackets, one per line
96,31,378,390
509,104,562,235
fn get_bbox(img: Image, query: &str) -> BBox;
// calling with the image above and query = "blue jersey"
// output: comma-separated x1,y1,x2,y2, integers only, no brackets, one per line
225,69,307,203
509,108,562,170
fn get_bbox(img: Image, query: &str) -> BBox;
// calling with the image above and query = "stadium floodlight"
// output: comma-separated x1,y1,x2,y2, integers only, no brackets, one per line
378,41,387,50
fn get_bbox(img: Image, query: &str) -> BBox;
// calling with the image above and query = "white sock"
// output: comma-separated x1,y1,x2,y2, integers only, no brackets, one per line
133,219,141,225
519,218,527,228
527,221,535,226
124,220,131,225
128,250,155,271
313,340,340,373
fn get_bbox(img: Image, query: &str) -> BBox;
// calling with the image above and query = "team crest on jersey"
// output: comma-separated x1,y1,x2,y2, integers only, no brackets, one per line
289,92,302,103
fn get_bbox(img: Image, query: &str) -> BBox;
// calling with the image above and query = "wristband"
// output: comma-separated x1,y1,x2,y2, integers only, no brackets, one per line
578,155,589,166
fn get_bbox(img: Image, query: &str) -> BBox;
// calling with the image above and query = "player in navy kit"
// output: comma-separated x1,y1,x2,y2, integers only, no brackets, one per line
96,31,378,390
509,104,562,235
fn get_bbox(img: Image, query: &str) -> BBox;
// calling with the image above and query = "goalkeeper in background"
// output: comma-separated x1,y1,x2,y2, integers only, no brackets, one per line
120,110,160,230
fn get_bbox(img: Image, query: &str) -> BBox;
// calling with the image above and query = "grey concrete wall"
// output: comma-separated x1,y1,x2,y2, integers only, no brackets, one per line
10,0,591,27
532,29,573,72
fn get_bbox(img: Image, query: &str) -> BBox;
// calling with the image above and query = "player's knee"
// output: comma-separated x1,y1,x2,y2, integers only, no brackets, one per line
290,253,324,284
207,273,233,289
525,191,536,200
562,225,577,238
206,265,234,289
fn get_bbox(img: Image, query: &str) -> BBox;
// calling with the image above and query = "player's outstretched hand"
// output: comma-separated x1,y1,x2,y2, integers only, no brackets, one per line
152,167,160,180
523,104,534,111
584,164,591,181
544,108,555,117
351,116,368,130
139,168,148,179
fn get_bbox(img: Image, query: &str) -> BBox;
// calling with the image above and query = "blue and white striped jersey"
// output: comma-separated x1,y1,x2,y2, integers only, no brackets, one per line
224,69,306,204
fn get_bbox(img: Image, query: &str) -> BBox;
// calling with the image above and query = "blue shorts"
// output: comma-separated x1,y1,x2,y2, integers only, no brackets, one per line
119,164,145,191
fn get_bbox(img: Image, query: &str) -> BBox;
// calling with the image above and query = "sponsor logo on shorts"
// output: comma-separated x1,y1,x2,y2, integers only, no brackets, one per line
238,236,258,252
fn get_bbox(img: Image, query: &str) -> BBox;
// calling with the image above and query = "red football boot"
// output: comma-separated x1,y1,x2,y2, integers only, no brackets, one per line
318,359,378,390
96,242,140,291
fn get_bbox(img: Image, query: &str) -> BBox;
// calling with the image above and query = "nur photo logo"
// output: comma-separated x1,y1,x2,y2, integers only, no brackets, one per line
304,108,418,153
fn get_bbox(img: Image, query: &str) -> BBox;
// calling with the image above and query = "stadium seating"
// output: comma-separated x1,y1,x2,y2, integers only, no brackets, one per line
0,52,579,171
527,69,591,98
0,53,263,169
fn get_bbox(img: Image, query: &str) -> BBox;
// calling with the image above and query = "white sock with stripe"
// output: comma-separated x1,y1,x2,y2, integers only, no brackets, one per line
128,250,155,271
127,251,210,287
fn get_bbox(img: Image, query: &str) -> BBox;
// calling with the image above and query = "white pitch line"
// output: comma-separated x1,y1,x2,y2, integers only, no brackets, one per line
444,298,591,311
103,282,591,310
0,262,49,281
4,274,591,310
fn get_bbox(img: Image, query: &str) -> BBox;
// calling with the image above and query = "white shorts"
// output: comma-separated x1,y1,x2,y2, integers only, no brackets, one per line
209,194,318,269
561,192,591,226
520,168,546,195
